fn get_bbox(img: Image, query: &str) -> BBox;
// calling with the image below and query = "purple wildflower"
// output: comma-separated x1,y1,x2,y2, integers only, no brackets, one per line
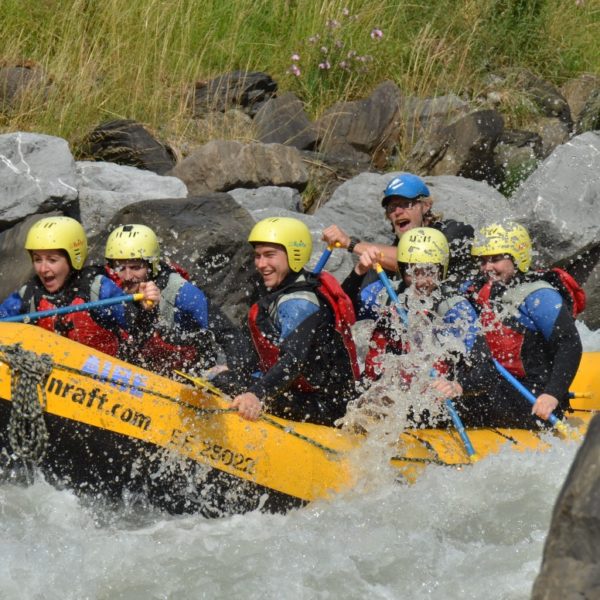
318,61,331,70
289,64,301,77
291,53,300,61
370,28,383,40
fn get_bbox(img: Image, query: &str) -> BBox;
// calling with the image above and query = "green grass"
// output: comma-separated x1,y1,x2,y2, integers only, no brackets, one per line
0,0,598,157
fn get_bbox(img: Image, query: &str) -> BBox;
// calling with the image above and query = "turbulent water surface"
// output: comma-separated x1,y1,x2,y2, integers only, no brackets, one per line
1,324,599,600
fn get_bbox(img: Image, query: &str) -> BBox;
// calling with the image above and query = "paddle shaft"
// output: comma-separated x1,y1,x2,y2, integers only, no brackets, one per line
375,264,479,461
0,293,145,323
312,243,340,275
492,359,565,429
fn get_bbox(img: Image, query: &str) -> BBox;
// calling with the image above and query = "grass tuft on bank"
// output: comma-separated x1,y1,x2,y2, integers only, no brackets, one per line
0,0,598,154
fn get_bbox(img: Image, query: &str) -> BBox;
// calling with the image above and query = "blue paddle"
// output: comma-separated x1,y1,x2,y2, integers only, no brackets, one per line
492,359,568,434
374,263,479,461
312,243,341,275
0,293,145,323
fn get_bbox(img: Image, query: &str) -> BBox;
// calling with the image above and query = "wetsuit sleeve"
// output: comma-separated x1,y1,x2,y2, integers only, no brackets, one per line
342,271,384,321
0,292,25,319
440,299,479,354
175,281,209,329
276,297,319,339
93,276,129,329
523,289,582,399
249,308,329,401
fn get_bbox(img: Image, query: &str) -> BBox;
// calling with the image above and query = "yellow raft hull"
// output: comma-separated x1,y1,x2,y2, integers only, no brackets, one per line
0,323,598,510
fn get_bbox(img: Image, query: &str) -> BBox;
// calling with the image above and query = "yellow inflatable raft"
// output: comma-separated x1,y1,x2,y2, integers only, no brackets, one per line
0,322,598,514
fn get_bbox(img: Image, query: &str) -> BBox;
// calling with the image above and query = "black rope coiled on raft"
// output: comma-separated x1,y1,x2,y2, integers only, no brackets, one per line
0,343,53,463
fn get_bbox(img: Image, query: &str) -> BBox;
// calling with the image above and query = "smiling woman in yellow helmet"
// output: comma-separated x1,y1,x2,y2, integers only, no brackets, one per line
0,216,159,355
104,223,247,376
211,216,359,426
459,222,583,428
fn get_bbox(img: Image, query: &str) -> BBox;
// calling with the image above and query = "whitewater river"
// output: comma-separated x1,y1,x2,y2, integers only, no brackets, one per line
2,324,599,600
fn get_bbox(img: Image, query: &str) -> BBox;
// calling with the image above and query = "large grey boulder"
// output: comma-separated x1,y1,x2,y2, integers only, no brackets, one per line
532,414,600,599
407,110,504,182
169,140,308,195
228,186,302,213
76,161,188,235
513,131,600,328
314,80,402,168
253,92,317,150
0,132,78,228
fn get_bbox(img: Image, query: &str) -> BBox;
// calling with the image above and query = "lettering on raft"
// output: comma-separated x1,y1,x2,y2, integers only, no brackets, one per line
80,355,148,398
170,429,257,475
46,375,152,431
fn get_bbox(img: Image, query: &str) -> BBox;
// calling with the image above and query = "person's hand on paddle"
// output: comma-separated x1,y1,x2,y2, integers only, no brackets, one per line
232,392,262,421
322,225,351,251
139,281,160,310
429,378,463,399
532,393,559,420
355,246,383,276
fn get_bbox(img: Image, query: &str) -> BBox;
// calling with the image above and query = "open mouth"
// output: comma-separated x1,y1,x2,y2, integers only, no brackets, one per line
394,218,411,230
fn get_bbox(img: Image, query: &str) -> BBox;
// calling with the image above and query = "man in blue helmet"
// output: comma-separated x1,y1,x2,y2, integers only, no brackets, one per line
322,173,475,286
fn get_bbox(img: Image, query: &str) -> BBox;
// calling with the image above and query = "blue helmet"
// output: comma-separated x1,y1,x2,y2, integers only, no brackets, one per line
382,173,430,207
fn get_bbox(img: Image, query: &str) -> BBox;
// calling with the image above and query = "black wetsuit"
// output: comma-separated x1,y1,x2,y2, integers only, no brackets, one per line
455,274,582,429
213,270,357,426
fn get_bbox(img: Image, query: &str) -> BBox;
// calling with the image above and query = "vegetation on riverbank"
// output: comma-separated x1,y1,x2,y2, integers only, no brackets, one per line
1,0,598,155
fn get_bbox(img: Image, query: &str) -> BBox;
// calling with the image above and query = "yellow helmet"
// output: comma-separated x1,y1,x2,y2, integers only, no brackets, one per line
248,217,312,273
25,216,87,270
471,222,532,272
105,224,161,275
396,227,449,278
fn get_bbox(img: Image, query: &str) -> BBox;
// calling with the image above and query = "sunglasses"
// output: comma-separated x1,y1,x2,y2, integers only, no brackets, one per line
384,199,420,214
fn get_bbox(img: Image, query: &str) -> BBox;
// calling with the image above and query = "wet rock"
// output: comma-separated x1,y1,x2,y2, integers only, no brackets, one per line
254,92,317,150
532,414,600,599
81,119,177,175
513,131,600,328
228,186,302,213
191,71,277,117
400,94,470,146
314,81,402,168
517,69,572,125
576,89,600,135
561,73,600,124
407,110,504,183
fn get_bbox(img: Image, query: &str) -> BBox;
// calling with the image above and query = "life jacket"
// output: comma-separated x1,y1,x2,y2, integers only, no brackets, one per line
475,279,555,378
109,261,212,373
537,267,586,317
19,269,121,356
248,272,360,392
